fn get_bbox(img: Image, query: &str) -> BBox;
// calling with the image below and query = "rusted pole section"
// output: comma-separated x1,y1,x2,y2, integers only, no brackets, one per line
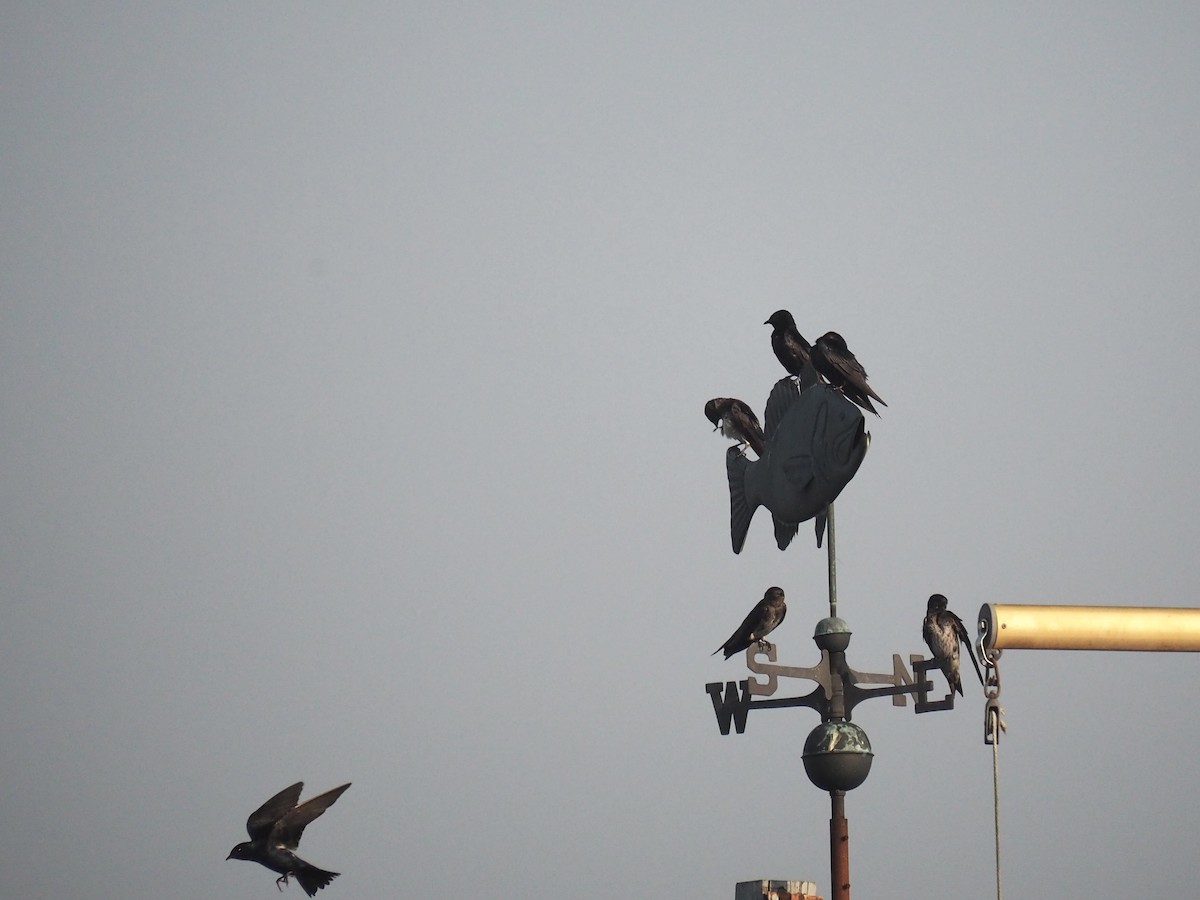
830,790,849,900
979,604,1200,653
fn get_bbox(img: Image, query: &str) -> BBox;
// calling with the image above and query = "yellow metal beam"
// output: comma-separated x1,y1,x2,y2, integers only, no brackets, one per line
978,603,1200,653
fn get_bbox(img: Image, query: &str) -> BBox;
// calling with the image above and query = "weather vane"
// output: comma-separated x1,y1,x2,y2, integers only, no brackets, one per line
704,312,1200,900
702,528,980,900
703,313,978,900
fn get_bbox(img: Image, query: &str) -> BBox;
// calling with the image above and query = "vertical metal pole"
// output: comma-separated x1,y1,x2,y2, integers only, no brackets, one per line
825,500,848,900
830,790,849,900
826,503,837,618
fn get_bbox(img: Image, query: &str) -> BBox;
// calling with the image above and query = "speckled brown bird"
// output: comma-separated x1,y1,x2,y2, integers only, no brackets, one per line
704,397,766,457
921,594,984,696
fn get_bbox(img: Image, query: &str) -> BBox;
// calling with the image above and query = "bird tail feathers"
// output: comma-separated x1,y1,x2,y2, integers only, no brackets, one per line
294,866,339,897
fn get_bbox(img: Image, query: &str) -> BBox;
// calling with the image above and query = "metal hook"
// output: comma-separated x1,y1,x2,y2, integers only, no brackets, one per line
982,648,1005,744
984,697,1006,745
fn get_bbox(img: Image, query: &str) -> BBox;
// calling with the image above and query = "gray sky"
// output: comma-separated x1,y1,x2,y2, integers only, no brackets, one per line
3,4,1199,898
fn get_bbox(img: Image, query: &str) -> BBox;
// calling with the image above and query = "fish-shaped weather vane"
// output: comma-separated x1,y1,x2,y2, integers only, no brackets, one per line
724,377,869,553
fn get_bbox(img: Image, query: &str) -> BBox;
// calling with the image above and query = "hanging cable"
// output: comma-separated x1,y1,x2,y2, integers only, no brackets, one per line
982,648,1006,900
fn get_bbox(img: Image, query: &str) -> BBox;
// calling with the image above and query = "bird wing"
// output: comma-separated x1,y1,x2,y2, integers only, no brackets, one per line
829,349,887,407
271,783,351,849
714,612,754,656
715,601,766,657
922,615,957,661
767,596,786,633
777,331,810,376
743,593,785,639
246,782,304,840
729,400,766,455
949,610,986,687
948,609,970,644
784,331,810,361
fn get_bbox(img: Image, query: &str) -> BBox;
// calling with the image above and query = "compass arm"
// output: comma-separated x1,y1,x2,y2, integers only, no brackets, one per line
843,680,927,718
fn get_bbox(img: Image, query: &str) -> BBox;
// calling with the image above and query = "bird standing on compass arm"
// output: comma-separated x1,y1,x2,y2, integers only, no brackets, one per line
922,594,985,696
227,782,351,896
714,587,787,659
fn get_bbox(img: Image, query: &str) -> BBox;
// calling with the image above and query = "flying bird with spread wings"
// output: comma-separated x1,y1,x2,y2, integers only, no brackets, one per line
227,782,351,896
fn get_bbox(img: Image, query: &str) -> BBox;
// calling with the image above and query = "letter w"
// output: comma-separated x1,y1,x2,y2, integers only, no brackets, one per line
706,680,751,735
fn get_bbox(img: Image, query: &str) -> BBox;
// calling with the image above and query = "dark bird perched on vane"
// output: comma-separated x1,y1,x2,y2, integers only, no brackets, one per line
704,398,765,457
713,587,787,659
227,782,351,897
811,331,887,416
922,594,985,696
764,310,820,390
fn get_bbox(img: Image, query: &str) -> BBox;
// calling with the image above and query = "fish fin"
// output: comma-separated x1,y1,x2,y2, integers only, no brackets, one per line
726,446,756,554
763,377,800,442
773,514,798,551
798,360,822,392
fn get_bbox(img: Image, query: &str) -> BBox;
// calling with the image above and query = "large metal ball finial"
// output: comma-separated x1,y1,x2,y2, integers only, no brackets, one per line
813,616,852,653
802,721,873,792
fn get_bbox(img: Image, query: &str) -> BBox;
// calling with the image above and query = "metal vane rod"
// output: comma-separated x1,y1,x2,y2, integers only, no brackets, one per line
826,503,837,619
824,500,850,900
